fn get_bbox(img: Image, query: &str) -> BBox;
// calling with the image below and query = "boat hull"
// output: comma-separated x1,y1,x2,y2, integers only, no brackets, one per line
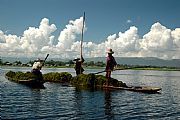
6,76,45,88
103,85,161,93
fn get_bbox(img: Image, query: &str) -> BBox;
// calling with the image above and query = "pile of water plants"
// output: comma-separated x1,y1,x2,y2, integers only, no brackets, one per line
6,71,127,88
5,71,39,81
43,72,72,83
70,74,127,87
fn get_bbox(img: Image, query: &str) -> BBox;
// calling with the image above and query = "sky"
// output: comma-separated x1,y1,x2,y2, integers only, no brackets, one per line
0,0,180,60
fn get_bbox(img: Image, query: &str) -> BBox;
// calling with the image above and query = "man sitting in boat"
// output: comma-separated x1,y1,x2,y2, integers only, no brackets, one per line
105,48,117,86
73,57,85,75
31,58,44,80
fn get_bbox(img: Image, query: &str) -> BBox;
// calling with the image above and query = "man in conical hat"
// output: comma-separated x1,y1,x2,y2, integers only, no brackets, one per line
31,58,44,80
32,58,44,71
73,57,85,75
105,48,117,86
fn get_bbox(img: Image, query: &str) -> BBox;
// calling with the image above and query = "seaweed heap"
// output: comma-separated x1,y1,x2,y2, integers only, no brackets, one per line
71,74,127,88
5,71,39,81
71,74,96,86
43,72,127,87
43,72,72,83
5,71,127,88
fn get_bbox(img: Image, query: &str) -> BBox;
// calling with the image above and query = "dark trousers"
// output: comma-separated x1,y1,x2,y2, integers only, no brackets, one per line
106,70,112,86
31,69,43,80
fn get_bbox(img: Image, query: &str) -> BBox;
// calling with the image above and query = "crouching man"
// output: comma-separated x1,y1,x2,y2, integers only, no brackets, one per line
31,58,44,81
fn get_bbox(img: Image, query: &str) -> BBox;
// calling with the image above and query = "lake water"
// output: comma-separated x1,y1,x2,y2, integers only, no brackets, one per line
1,67,180,119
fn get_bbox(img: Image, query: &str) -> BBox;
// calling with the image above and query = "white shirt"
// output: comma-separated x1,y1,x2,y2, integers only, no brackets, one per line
32,61,43,70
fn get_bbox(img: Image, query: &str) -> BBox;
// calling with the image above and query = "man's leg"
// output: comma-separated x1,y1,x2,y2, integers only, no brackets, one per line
106,70,111,86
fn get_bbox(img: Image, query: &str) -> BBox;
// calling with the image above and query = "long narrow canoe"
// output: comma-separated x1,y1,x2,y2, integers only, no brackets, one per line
5,75,45,88
103,85,161,93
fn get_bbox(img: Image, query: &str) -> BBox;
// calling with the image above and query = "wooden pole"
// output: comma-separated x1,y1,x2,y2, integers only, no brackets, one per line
80,12,85,74
80,12,85,60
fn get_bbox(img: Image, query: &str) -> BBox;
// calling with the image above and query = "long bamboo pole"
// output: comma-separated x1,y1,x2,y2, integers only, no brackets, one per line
80,12,85,74
80,12,85,60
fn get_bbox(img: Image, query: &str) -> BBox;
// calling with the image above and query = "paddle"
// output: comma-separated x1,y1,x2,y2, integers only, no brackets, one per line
42,54,49,66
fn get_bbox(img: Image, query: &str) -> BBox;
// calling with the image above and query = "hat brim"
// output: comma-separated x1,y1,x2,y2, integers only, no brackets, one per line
73,58,80,61
35,60,43,62
106,51,114,54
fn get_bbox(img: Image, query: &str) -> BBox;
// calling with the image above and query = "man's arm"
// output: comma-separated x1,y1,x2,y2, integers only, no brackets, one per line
81,56,85,63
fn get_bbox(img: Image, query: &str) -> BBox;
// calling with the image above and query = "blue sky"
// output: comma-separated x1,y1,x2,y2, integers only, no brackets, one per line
0,0,180,59
1,0,179,42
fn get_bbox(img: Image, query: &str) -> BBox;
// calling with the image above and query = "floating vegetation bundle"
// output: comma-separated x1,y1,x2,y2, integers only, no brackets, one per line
71,74,96,87
5,71,38,81
5,71,127,88
71,74,127,87
43,72,72,83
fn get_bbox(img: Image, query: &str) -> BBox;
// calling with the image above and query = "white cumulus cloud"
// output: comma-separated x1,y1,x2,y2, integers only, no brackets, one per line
56,17,86,50
0,17,180,60
20,18,57,53
0,18,57,57
101,26,140,57
139,22,179,59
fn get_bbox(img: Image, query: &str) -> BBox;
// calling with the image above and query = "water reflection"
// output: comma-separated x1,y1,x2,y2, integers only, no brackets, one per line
30,89,42,118
104,89,114,120
1,67,180,119
74,87,83,119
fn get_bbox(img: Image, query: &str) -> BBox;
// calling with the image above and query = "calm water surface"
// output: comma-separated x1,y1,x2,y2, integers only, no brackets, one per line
1,67,180,120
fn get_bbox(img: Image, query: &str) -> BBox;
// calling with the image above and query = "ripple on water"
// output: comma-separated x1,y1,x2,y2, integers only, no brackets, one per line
1,68,180,119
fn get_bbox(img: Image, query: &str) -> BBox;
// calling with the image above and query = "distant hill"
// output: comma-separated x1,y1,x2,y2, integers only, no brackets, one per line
85,57,180,68
1,56,180,68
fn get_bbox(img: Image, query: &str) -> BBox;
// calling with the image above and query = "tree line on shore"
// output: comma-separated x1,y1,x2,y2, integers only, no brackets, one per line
0,59,105,67
0,58,179,70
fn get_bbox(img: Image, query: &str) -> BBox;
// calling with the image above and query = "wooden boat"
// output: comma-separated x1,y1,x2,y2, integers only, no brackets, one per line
103,85,161,93
5,75,45,88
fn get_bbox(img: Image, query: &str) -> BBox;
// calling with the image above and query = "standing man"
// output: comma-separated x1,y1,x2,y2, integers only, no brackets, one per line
105,48,117,86
73,56,85,75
